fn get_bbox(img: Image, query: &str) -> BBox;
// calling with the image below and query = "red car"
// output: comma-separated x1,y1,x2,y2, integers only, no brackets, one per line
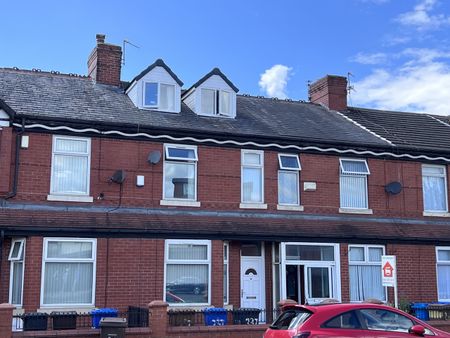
264,302,450,338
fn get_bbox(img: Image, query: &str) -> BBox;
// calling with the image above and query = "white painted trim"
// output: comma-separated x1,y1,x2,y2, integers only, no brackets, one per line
143,82,178,113
0,109,10,127
224,242,229,305
339,158,370,175
164,239,211,307
339,208,373,215
278,153,301,170
240,242,266,311
40,238,97,308
47,195,94,203
422,164,449,213
37,307,96,314
239,203,268,209
340,158,370,210
160,200,201,207
14,123,450,162
423,211,450,217
278,170,300,206
277,204,304,211
435,246,450,302
9,238,26,307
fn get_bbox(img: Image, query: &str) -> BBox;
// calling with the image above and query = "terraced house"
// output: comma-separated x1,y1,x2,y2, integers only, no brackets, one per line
1,34,450,317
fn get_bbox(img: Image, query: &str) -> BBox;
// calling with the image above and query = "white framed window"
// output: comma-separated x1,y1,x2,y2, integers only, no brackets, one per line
422,165,448,212
164,240,211,305
50,136,91,197
163,144,198,201
9,239,25,306
339,158,370,209
200,89,232,116
241,150,264,203
223,242,229,305
437,247,450,301
348,245,386,302
41,238,96,307
278,154,301,205
143,82,175,111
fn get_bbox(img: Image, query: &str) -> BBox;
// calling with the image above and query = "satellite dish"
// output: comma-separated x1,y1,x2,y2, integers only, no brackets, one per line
385,181,402,195
110,170,126,184
148,151,161,164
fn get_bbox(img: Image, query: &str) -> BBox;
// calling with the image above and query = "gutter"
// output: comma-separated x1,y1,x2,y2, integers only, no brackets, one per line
3,118,25,200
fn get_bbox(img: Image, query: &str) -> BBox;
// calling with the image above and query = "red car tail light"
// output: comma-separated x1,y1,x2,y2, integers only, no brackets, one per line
293,332,310,338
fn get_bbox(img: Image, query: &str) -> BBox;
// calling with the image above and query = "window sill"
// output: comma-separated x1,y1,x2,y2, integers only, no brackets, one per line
47,194,93,203
160,200,201,207
239,203,268,209
423,211,450,217
339,208,373,215
277,204,304,211
38,306,95,314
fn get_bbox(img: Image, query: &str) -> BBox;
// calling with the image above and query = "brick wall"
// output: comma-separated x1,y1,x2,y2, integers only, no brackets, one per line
0,127,13,194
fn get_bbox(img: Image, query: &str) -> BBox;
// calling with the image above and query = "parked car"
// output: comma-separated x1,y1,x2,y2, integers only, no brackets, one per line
166,277,206,295
264,302,450,337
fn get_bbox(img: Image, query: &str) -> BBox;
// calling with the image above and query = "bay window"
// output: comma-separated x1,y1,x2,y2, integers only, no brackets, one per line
241,150,264,204
437,247,450,301
339,159,370,210
422,165,448,213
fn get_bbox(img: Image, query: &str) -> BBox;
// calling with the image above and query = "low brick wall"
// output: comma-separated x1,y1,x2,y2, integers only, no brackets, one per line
12,328,150,338
167,325,268,338
429,321,450,333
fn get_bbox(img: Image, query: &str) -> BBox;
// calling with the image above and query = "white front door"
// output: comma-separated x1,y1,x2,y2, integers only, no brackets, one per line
304,265,333,304
241,257,265,309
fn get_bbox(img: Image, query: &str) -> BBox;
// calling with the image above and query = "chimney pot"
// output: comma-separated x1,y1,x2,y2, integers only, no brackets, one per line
96,34,106,44
308,75,348,111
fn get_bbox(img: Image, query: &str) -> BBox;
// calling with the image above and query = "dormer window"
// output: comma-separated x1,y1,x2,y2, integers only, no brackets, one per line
144,82,176,111
201,89,232,116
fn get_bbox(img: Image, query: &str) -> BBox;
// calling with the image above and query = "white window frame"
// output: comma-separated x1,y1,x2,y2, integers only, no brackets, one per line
9,239,25,307
143,82,176,111
40,238,97,308
436,246,450,302
200,88,232,117
49,135,91,199
164,239,211,306
162,144,198,202
339,158,370,210
348,244,386,302
278,154,301,206
422,164,448,213
241,150,265,204
224,242,229,305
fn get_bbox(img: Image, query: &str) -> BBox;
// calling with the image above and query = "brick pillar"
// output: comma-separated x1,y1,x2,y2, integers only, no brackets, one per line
0,303,14,338
148,301,168,338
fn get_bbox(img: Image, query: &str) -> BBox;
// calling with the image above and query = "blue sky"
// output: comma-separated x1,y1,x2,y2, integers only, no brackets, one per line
2,0,449,114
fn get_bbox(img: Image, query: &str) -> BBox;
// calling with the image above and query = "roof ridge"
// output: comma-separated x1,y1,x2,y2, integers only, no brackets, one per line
0,67,89,79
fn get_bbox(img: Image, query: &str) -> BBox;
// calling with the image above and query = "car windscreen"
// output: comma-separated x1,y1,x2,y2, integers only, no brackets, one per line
270,309,312,330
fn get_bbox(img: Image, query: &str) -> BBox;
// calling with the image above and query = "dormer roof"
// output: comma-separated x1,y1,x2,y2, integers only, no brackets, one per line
127,59,184,89
183,68,239,97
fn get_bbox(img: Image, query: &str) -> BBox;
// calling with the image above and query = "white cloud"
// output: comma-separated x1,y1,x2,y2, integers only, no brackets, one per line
258,64,292,98
396,0,450,30
350,52,388,65
352,48,450,115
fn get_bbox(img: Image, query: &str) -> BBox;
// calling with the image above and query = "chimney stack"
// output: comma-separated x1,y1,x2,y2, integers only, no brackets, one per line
308,75,347,111
87,34,122,86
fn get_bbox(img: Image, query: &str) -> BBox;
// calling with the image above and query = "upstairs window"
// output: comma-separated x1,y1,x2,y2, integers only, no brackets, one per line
422,165,448,212
201,89,232,116
278,154,301,205
144,82,175,111
50,136,91,197
339,159,370,209
241,150,264,203
163,144,198,200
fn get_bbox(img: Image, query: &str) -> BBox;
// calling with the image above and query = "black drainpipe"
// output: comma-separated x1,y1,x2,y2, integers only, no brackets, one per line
4,118,25,200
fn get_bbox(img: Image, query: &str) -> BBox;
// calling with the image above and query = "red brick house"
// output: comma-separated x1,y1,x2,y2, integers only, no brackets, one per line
1,34,450,316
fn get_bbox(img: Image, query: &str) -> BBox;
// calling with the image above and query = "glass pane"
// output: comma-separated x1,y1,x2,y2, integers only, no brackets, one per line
423,176,447,211
438,250,450,261
278,171,299,205
144,82,158,106
55,138,88,153
341,160,369,174
349,247,364,262
168,244,207,260
219,91,230,115
223,263,228,303
309,267,330,298
243,167,262,202
10,241,22,260
368,248,383,262
164,162,196,199
350,265,385,301
241,243,261,256
243,152,261,165
47,241,93,259
44,262,93,304
11,262,23,305
438,265,450,300
167,147,196,160
340,175,368,209
53,154,88,194
160,84,175,111
166,264,208,304
279,155,300,169
324,311,361,329
423,166,445,176
286,245,334,261
360,309,413,333
201,89,216,115
223,244,228,261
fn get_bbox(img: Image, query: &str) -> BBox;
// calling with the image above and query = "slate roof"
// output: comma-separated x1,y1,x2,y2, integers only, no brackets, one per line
342,107,450,152
0,68,389,148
